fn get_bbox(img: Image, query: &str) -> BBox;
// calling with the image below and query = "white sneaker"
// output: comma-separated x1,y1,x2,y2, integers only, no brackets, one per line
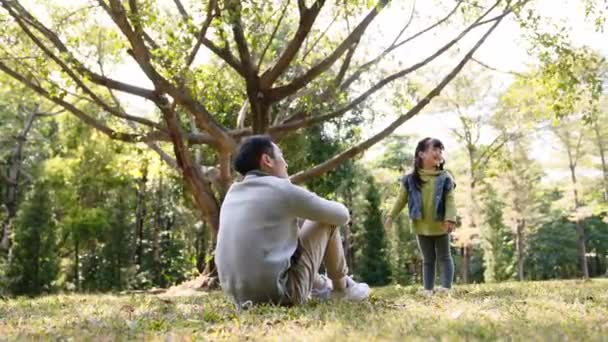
310,274,333,300
417,289,433,297
435,287,451,294
332,276,370,301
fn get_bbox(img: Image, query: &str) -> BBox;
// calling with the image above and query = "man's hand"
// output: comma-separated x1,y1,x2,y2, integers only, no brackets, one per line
443,221,456,233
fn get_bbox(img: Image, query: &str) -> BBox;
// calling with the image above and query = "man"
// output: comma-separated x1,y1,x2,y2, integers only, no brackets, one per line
216,135,369,307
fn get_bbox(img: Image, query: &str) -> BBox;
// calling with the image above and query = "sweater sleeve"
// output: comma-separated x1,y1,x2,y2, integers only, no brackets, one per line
389,186,408,219
285,182,350,226
444,188,456,222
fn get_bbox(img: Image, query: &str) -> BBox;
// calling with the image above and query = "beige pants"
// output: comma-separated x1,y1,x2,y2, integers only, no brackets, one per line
285,220,349,305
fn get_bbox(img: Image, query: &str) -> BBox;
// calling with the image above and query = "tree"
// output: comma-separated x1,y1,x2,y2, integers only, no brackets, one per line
587,92,608,207
6,181,58,295
438,67,514,283
356,176,391,285
551,120,591,279
478,182,514,282
0,0,525,281
389,213,419,285
0,75,59,254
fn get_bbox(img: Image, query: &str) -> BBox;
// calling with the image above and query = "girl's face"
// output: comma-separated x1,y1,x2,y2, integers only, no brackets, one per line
419,144,443,169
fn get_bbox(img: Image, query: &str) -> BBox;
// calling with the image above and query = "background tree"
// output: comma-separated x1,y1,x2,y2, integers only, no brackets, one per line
355,176,391,286
6,181,58,295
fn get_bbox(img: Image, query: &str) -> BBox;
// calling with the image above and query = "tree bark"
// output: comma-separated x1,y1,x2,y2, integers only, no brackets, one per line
569,163,589,279
462,245,471,283
516,219,525,281
592,121,608,202
134,160,148,268
74,238,80,291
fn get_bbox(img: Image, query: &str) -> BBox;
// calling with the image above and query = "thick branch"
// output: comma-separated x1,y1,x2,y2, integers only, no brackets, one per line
260,0,326,88
268,0,389,101
257,0,291,71
226,0,255,75
172,0,189,21
290,10,505,184
159,104,220,229
101,0,235,149
300,12,339,62
201,38,246,77
100,60,179,170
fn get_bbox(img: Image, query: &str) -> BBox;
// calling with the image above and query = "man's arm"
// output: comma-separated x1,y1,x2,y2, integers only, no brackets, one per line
285,182,350,226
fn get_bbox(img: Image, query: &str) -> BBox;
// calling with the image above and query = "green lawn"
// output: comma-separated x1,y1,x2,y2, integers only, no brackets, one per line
1,279,606,341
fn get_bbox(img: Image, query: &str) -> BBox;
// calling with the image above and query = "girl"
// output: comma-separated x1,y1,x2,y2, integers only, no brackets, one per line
385,137,457,295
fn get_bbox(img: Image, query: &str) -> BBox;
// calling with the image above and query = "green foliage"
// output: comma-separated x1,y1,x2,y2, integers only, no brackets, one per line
355,176,391,285
388,214,418,285
526,215,580,280
479,184,515,282
6,181,58,295
373,134,414,172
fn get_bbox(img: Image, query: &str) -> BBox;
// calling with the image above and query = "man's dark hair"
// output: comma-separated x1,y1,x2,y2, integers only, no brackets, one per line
233,135,275,175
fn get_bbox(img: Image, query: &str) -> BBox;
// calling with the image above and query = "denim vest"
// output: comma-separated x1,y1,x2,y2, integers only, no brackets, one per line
402,171,455,221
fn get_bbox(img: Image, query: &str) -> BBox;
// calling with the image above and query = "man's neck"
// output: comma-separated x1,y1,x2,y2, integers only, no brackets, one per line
246,170,272,177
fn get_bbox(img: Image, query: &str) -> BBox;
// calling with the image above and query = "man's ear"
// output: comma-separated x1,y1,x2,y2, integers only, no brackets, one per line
260,153,273,169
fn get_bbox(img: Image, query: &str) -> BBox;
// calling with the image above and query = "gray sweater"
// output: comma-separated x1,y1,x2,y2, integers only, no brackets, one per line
215,173,350,305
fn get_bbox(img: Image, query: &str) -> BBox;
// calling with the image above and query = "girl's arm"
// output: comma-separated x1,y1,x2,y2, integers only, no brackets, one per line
388,186,408,220
444,188,456,222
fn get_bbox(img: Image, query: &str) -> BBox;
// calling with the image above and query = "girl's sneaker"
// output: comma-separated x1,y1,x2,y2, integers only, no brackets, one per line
435,287,451,294
417,289,433,297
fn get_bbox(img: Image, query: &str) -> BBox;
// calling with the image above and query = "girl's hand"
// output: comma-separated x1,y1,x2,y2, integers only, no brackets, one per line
443,221,456,233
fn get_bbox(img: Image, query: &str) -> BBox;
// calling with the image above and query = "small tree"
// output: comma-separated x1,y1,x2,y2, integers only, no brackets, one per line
390,214,418,285
6,181,58,295
479,182,514,282
356,176,391,285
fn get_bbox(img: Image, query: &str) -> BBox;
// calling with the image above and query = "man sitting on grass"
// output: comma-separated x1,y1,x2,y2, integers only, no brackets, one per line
216,135,369,308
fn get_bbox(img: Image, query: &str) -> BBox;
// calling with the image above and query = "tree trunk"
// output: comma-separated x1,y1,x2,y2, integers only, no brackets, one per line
516,219,525,281
134,160,148,268
161,103,223,285
462,145,477,284
33,226,40,293
153,177,162,284
74,238,80,291
246,73,271,135
462,245,471,283
569,164,589,279
592,122,608,202
1,106,37,252
195,222,208,273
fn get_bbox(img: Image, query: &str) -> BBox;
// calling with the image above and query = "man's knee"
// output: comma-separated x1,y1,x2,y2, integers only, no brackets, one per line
300,220,338,237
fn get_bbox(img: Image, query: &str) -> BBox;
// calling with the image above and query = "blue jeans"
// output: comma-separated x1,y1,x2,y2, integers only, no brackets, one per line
416,234,454,290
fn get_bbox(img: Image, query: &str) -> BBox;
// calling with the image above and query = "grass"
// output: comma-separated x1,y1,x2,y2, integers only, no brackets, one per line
0,279,607,341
